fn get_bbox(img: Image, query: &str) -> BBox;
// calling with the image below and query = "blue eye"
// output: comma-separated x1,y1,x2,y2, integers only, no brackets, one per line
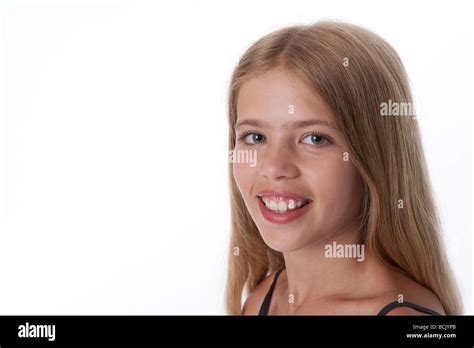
302,133,328,146
240,132,266,145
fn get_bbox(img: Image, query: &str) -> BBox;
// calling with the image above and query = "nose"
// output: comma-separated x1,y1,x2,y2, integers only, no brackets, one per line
258,141,300,180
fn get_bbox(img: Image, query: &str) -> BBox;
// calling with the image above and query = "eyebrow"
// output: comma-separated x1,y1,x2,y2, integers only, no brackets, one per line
235,119,335,130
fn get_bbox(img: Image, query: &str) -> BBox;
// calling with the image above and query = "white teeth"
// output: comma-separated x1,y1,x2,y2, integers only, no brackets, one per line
288,200,295,210
278,201,287,212
261,196,309,213
269,200,278,211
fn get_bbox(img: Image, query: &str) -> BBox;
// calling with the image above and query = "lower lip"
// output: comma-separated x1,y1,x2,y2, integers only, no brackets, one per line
257,198,312,224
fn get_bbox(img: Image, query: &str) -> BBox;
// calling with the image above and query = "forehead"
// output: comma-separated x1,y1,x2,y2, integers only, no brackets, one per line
236,68,334,125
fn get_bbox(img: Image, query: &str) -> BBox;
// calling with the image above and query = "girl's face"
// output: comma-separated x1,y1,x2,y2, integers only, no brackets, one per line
233,68,364,252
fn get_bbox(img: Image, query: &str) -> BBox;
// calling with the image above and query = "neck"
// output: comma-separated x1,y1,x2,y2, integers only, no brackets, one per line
282,224,371,306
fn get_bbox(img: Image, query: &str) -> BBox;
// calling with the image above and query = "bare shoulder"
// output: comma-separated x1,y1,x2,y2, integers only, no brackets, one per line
241,272,277,315
367,270,446,316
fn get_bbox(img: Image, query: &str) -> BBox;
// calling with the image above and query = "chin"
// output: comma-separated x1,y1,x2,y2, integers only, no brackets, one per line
256,224,319,253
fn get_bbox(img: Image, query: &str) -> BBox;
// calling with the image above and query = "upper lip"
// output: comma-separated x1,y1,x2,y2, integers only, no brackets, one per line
256,190,312,202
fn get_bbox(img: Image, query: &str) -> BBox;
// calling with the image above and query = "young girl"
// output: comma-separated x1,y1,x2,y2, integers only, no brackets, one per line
225,21,462,315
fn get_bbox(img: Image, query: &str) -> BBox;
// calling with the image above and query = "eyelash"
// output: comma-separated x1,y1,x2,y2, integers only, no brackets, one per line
236,130,332,147
237,130,266,146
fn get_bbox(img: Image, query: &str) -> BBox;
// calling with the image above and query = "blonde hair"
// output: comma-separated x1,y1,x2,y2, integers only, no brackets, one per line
225,21,462,315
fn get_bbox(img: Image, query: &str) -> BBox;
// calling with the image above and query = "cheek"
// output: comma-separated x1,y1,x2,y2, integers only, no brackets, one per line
232,162,256,201
306,157,362,220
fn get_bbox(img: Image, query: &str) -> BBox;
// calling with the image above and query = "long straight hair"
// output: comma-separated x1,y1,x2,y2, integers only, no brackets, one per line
225,21,462,315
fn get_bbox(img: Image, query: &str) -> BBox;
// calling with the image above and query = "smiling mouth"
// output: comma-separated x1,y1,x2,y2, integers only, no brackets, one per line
257,194,312,214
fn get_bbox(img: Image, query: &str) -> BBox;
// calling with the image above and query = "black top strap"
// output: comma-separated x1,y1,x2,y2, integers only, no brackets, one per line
377,300,443,316
258,268,285,316
258,270,442,316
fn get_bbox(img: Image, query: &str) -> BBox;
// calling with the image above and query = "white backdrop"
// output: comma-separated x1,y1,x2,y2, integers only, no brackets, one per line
0,0,472,314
